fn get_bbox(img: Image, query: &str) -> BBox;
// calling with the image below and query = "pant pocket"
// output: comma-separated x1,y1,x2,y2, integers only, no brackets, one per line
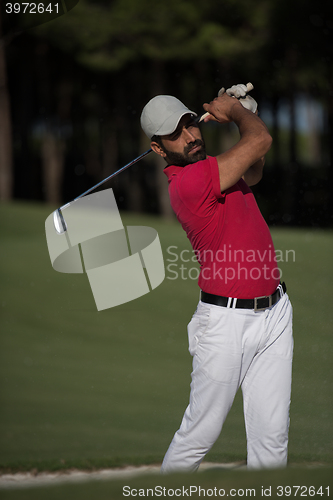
187,302,211,356
196,307,242,385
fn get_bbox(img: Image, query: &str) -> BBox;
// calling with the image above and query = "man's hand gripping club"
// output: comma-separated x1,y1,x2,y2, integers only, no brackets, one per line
199,83,257,123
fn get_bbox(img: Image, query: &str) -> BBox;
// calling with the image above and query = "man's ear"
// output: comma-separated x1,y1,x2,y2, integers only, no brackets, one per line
151,141,167,158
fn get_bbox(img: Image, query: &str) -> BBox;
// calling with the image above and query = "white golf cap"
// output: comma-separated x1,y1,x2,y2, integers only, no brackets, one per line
140,95,197,139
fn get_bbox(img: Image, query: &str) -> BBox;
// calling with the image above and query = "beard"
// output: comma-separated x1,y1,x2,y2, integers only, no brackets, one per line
163,139,206,167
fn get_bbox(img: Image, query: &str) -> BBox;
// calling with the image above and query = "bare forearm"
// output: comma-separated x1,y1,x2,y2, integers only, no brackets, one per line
243,157,265,186
217,106,271,191
231,105,271,158
234,106,268,186
202,94,272,192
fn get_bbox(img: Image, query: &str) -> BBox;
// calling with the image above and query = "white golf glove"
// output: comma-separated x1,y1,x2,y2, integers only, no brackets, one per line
226,84,258,113
226,84,248,98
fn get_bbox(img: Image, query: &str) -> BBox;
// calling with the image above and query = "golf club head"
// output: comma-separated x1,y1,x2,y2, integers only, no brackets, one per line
53,208,68,234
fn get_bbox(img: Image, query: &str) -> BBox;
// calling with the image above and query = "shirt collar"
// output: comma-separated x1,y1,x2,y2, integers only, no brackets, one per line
163,164,186,181
163,157,210,181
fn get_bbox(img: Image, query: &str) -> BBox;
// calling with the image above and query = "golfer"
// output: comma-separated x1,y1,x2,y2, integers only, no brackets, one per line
140,87,293,472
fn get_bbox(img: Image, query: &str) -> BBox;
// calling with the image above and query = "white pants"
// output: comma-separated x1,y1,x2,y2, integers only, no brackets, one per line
161,292,293,473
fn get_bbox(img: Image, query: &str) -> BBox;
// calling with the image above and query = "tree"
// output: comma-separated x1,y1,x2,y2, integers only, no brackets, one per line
5,0,332,224
0,8,13,200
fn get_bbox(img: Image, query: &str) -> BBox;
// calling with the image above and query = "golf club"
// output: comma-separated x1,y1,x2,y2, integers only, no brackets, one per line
53,148,152,234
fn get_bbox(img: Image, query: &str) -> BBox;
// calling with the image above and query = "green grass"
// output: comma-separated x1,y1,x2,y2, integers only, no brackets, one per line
0,201,332,473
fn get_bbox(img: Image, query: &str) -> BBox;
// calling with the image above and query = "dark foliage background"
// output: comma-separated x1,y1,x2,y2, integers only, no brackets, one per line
1,0,332,226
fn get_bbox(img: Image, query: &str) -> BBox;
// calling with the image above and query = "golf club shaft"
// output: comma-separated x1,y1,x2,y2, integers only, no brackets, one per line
59,148,152,211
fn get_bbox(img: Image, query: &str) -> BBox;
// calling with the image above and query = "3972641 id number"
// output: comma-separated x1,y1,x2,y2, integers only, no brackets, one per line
5,3,59,14
276,485,330,496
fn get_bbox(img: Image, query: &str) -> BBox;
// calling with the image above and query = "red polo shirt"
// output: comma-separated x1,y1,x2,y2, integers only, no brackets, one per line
164,156,280,299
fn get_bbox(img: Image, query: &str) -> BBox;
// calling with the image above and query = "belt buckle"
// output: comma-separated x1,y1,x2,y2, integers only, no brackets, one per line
254,294,272,312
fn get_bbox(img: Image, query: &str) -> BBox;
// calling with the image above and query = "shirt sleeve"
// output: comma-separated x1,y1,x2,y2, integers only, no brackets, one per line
209,156,225,200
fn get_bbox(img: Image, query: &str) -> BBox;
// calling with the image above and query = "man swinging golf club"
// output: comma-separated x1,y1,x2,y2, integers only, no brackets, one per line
140,84,294,472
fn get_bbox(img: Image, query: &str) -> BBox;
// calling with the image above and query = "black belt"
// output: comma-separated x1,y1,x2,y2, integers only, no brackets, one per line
201,282,287,312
